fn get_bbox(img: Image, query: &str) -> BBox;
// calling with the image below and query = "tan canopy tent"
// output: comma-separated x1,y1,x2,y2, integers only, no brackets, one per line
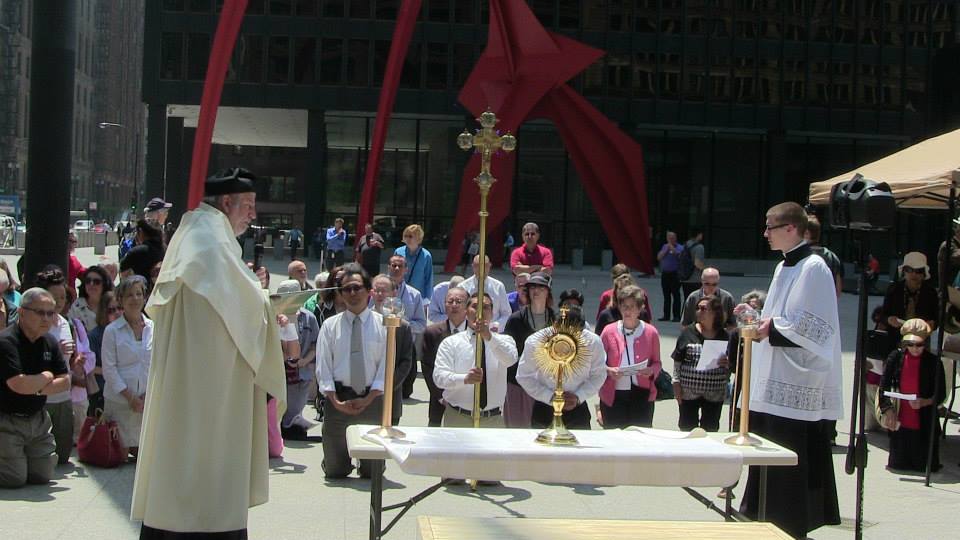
808,128,960,209
810,128,960,488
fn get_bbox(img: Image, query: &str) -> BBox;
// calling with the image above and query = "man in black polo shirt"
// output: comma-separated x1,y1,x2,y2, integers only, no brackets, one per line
0,288,70,488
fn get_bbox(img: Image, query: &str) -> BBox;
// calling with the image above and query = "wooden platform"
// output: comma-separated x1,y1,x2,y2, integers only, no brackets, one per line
417,516,792,540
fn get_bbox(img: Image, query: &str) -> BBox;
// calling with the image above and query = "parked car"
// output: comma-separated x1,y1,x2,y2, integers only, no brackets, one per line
74,219,94,231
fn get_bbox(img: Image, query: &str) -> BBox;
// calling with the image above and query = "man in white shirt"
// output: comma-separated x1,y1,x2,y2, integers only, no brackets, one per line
516,306,607,429
427,275,464,324
459,255,512,332
433,292,518,428
316,264,386,479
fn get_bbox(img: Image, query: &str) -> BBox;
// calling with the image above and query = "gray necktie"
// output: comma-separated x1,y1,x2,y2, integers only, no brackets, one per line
349,315,366,391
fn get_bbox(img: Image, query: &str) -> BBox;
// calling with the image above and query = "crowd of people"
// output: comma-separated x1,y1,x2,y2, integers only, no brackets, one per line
2,163,956,540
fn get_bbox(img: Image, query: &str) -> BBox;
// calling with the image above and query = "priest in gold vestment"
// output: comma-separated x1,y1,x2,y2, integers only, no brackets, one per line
132,168,286,539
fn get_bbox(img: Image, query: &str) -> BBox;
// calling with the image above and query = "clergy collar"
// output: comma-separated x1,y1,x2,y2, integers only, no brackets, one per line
782,240,813,267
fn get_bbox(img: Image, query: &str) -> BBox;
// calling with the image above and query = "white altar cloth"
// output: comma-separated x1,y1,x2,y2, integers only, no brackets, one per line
360,425,744,487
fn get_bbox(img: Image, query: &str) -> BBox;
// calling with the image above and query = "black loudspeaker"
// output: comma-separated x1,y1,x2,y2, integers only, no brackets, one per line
828,174,897,231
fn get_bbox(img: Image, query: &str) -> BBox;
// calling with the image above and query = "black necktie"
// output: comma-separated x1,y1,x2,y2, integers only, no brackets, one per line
478,338,488,410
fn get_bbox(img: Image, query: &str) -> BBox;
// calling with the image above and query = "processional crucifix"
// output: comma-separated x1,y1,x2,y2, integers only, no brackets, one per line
456,111,516,430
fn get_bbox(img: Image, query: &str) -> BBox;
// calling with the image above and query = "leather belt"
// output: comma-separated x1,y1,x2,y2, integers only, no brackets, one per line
449,404,501,418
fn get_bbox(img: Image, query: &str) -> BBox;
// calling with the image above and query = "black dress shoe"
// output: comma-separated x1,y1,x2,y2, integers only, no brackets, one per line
281,424,310,441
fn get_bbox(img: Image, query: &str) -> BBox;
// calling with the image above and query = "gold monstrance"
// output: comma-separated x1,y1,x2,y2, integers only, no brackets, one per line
532,308,592,445
725,307,762,447
457,110,517,430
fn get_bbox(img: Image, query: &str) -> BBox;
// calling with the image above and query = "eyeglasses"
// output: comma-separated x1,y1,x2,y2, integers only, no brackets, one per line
22,306,58,319
84,278,103,285
902,266,924,274
764,223,790,232
445,298,465,305
340,284,366,294
701,281,718,287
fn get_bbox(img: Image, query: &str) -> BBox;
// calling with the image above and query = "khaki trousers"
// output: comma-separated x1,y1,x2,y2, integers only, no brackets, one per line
0,411,56,487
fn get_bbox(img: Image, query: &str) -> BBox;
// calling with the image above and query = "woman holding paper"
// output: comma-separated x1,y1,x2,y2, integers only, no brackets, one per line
878,319,945,472
598,285,661,429
672,295,730,431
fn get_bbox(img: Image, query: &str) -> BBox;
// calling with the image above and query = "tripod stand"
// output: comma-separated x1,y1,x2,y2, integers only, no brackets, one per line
844,235,871,540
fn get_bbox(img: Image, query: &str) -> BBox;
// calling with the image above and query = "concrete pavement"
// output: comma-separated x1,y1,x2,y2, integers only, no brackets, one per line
0,247,958,539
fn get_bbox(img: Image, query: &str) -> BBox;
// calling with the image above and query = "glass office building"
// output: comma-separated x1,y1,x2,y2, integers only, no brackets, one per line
145,1,959,262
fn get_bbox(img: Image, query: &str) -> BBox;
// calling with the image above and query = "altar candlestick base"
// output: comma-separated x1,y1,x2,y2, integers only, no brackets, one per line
367,426,406,439
724,432,762,447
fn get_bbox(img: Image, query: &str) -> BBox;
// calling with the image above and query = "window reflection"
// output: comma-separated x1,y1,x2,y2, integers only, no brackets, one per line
347,40,370,86
428,0,449,22
268,36,291,83
160,33,183,80
294,37,316,84
454,0,474,24
187,33,210,81
239,35,265,83
320,38,344,84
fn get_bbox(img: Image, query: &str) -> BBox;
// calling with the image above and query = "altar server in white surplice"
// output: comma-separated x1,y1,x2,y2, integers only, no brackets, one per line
132,168,287,540
740,202,841,539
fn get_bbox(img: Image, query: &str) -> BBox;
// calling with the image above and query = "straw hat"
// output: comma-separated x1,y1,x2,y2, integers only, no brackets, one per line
900,318,931,343
897,251,930,280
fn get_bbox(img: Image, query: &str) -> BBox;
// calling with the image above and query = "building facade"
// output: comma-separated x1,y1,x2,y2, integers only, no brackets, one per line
0,0,144,223
144,0,960,263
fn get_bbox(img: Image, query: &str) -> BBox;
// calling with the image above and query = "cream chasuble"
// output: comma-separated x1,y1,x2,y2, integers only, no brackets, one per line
131,203,286,532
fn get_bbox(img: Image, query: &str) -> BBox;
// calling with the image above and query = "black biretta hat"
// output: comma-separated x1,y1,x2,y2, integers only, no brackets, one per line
205,167,258,196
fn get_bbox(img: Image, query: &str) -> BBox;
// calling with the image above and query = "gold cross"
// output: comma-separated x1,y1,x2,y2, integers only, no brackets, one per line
457,110,517,192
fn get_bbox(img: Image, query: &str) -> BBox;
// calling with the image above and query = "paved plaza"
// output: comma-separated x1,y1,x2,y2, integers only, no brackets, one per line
1,246,958,539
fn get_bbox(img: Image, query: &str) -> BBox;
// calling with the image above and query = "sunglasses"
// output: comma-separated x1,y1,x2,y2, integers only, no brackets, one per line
107,306,122,314
85,278,103,285
340,284,366,294
764,223,789,232
903,341,924,348
902,266,924,274
23,306,58,319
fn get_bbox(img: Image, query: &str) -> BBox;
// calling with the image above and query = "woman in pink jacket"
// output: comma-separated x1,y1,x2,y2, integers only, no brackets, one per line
598,285,661,429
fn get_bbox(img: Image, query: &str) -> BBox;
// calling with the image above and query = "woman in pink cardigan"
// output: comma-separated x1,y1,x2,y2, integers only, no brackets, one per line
598,285,661,429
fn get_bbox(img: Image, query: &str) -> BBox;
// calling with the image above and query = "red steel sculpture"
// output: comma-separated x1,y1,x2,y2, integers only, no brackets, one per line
188,1,651,274
441,1,652,273
187,0,248,209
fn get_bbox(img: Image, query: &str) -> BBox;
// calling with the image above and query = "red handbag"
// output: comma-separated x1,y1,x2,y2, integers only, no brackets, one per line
77,412,126,468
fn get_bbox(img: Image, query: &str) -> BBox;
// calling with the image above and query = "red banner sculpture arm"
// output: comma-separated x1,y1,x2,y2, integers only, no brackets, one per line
187,0,248,209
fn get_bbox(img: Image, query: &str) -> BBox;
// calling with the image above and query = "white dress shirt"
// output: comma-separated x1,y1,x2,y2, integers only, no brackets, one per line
316,308,387,393
459,275,512,332
45,315,76,404
102,315,154,403
433,329,518,412
516,326,607,405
